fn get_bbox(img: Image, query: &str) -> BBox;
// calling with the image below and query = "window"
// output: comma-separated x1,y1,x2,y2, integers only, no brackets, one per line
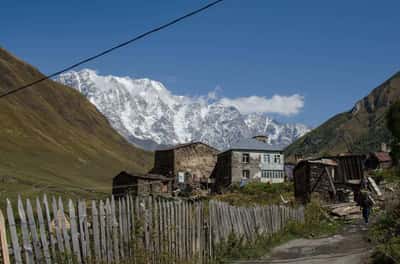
262,170,268,178
242,153,250,163
274,154,281,164
263,154,270,163
242,170,250,179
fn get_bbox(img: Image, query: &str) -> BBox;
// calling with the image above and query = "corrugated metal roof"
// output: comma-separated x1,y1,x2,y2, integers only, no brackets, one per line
225,138,285,152
373,152,391,162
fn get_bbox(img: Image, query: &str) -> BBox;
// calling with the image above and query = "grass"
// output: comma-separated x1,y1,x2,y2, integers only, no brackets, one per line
213,198,344,263
371,168,400,184
213,182,294,206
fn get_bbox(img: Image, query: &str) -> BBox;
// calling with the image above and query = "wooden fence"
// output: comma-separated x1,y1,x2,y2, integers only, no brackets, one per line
0,195,304,264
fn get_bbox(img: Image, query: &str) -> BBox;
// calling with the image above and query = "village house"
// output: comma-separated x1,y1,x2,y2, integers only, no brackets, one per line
213,136,285,191
150,142,219,188
365,143,393,170
293,154,366,203
365,152,392,170
112,171,173,197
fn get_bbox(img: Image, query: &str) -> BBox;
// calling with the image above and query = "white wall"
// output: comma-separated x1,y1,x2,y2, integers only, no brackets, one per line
232,150,285,184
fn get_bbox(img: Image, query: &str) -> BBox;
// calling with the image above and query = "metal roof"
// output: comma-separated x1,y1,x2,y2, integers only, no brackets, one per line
372,152,392,162
225,138,285,152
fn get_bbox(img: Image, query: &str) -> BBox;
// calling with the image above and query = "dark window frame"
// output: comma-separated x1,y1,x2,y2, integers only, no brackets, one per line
242,153,250,163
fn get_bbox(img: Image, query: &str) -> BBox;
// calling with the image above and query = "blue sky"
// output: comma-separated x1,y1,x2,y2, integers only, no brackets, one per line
1,0,400,127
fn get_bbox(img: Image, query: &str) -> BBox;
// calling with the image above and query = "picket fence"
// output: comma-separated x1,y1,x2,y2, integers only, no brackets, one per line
0,195,304,264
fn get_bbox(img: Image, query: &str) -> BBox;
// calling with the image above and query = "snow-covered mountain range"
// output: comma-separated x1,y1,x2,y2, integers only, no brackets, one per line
56,69,310,150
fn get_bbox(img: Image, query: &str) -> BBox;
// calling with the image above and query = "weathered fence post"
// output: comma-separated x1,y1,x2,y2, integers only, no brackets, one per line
0,209,10,264
18,196,34,264
6,199,22,264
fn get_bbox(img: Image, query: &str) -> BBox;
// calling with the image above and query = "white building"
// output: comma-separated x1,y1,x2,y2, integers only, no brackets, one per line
213,136,285,188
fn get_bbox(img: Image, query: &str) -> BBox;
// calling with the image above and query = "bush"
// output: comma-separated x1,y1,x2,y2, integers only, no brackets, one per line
369,190,400,263
215,182,294,206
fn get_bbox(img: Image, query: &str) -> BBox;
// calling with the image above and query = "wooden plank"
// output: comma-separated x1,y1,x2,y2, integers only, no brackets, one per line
92,201,101,263
201,200,208,259
58,197,71,255
26,199,43,263
190,202,195,259
0,209,11,264
135,197,141,261
18,196,34,264
148,196,154,264
170,200,176,261
105,199,113,263
82,201,91,260
206,200,212,260
185,200,189,261
111,197,120,263
78,201,87,261
6,199,22,264
128,195,135,259
123,197,130,257
52,197,65,254
118,199,124,259
126,196,132,258
69,199,82,263
159,199,165,259
166,200,172,259
99,200,107,262
154,197,160,263
123,198,128,259
43,195,56,258
155,197,160,264
164,198,168,261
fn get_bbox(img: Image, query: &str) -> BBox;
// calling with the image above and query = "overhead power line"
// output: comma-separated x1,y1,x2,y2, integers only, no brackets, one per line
0,0,224,99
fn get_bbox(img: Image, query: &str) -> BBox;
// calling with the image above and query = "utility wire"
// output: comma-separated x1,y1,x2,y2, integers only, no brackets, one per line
0,0,224,99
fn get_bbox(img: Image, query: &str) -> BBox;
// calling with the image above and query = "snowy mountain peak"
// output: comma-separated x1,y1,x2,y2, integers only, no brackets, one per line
56,70,311,150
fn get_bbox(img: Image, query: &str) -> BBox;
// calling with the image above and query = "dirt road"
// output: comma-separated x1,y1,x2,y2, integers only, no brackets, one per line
231,221,372,264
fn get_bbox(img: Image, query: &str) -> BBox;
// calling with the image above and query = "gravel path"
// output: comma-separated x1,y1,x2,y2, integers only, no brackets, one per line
230,221,373,264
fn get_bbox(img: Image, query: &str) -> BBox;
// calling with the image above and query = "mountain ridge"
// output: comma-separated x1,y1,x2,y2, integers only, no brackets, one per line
57,69,310,150
285,71,400,158
0,48,153,200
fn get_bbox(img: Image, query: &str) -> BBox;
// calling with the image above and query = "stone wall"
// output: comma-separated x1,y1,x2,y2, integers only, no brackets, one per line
174,143,218,181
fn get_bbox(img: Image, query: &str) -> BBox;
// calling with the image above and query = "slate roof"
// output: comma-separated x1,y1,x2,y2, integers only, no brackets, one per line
224,138,285,152
156,141,219,152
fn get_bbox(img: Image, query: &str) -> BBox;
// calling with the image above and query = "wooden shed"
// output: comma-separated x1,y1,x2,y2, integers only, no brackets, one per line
294,159,338,203
112,171,173,198
294,154,365,203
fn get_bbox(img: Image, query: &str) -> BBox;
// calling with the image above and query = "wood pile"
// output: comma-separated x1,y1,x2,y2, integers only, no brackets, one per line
325,202,362,220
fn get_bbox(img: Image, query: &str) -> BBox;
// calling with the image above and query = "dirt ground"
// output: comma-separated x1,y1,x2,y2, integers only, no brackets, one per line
231,220,373,264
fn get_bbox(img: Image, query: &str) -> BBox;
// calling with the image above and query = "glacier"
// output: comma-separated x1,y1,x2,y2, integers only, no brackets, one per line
56,69,310,150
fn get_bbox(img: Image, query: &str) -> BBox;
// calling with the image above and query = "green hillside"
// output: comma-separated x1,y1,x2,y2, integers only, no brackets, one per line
286,72,400,159
0,47,153,202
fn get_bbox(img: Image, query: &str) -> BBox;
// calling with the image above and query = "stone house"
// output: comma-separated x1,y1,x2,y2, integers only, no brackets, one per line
213,136,285,191
150,142,219,187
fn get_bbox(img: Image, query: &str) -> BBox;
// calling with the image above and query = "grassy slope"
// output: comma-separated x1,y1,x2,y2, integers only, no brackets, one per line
285,72,400,159
0,48,153,202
